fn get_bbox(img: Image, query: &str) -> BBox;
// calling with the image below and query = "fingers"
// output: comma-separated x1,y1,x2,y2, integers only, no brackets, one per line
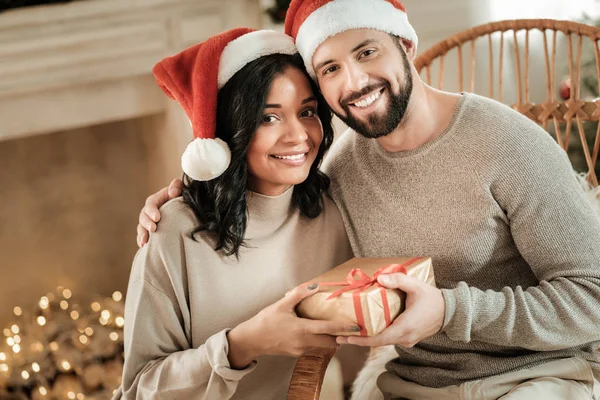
279,283,320,308
377,273,421,294
137,224,149,248
344,329,396,347
341,312,419,348
139,211,157,234
336,336,349,345
168,179,184,198
144,186,171,221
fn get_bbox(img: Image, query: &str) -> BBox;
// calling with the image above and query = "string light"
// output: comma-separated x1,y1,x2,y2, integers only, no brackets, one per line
112,291,123,302
39,296,50,309
1,287,126,397
31,341,44,352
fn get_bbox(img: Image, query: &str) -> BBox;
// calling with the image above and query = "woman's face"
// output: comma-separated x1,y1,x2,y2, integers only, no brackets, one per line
246,66,323,196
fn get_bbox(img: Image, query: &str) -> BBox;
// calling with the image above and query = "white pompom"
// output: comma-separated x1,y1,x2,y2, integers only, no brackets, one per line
181,138,231,181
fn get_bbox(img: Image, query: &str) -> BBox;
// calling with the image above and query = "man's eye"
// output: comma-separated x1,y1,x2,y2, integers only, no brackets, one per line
323,66,338,75
361,49,375,58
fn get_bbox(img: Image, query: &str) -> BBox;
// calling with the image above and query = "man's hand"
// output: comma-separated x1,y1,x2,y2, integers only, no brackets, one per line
136,179,184,247
336,273,445,348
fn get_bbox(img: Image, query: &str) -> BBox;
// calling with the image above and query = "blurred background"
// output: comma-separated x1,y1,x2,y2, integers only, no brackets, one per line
1,0,600,398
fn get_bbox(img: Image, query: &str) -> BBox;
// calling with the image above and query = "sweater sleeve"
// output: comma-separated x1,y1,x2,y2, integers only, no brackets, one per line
441,120,600,351
120,206,257,399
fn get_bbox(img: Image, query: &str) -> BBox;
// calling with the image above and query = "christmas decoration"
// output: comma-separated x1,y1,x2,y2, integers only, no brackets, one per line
0,287,124,399
559,77,571,100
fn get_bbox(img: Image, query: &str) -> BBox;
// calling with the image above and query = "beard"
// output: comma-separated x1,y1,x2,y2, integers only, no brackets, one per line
335,46,413,139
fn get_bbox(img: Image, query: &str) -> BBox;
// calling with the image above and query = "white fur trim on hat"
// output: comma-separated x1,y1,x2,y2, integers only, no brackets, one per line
181,137,231,181
296,0,418,79
218,30,298,89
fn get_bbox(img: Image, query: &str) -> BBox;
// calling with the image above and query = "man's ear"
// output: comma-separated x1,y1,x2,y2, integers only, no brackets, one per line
401,39,417,61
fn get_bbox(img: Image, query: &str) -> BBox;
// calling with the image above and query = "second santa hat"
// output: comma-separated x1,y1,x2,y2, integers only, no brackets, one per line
284,0,418,79
152,28,297,181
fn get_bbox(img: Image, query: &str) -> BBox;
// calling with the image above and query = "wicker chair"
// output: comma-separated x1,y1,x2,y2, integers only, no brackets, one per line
286,19,600,400
416,19,600,186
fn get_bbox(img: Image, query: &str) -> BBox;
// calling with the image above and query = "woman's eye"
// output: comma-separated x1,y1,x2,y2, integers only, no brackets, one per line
301,108,316,118
262,115,277,123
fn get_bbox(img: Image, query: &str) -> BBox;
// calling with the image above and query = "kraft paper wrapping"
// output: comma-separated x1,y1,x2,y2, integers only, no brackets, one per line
296,257,435,336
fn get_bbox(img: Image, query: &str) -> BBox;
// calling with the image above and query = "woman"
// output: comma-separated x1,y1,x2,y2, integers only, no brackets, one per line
115,28,355,400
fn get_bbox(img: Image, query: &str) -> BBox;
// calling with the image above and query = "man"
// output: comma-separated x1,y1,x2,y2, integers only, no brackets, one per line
136,0,600,398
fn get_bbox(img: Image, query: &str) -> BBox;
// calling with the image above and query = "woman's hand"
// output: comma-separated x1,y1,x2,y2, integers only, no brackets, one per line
227,283,359,369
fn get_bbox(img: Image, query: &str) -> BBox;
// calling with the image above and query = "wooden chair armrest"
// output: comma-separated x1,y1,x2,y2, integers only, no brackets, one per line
287,347,337,400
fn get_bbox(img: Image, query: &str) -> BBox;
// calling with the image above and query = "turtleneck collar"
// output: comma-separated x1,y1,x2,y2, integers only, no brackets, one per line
245,186,295,240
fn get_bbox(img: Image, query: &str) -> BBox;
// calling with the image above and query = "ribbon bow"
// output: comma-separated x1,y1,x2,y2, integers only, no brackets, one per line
319,257,423,336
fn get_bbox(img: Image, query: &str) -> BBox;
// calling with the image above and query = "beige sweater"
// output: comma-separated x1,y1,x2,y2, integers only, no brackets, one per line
115,188,352,399
323,93,600,388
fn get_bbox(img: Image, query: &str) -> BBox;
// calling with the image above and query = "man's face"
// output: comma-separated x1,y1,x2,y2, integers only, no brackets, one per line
312,29,413,139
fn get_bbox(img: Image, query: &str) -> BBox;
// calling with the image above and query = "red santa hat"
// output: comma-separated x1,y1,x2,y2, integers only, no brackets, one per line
153,28,297,181
284,0,418,79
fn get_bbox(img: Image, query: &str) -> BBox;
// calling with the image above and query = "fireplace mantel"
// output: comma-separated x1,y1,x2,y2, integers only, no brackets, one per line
0,0,262,142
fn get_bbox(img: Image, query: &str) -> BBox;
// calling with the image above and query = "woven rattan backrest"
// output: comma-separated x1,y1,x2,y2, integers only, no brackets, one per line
414,19,600,187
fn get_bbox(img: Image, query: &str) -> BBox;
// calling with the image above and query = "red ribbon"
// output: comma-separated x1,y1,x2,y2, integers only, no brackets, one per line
319,257,424,336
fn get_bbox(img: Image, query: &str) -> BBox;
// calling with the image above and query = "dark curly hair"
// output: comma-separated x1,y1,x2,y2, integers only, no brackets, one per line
182,53,334,258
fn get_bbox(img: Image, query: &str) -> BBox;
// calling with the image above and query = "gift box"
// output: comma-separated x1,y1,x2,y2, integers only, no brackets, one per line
296,257,435,336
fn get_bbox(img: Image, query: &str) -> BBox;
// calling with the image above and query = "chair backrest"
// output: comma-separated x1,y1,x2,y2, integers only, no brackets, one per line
414,19,600,188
